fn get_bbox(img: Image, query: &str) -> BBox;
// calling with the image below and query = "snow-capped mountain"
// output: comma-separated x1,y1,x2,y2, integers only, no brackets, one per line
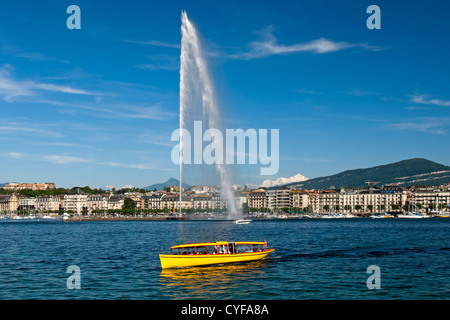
261,173,309,188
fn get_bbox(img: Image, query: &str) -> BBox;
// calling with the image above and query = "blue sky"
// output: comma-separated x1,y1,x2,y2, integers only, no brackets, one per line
1,0,449,189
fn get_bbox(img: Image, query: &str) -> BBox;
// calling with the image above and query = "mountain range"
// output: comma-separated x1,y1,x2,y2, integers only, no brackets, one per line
269,158,450,190
143,178,191,191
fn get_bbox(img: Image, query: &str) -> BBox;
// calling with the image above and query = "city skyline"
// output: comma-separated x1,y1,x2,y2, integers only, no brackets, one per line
1,1,450,189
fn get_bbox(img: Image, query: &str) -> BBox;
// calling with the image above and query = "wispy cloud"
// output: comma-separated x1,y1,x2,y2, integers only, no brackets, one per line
119,104,176,120
135,54,180,71
2,151,159,171
411,95,450,107
101,161,155,170
46,100,176,121
43,155,93,164
34,83,98,95
136,63,179,71
123,39,180,49
1,44,68,63
0,123,63,138
228,26,382,60
0,65,103,101
296,88,323,95
389,117,449,135
6,152,24,159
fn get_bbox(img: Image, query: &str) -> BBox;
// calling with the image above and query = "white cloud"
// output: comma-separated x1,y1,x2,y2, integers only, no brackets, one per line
135,54,179,71
123,39,180,49
1,44,68,63
101,161,155,170
411,95,450,107
136,63,179,71
34,83,98,95
228,27,381,60
120,105,176,120
43,155,92,164
6,152,24,159
261,173,309,188
0,66,101,101
36,98,175,121
389,117,449,135
0,124,63,138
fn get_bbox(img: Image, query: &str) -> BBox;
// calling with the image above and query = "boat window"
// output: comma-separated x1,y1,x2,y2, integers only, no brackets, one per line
183,247,196,255
252,244,259,252
246,244,253,253
237,244,245,253
196,246,207,254
217,244,228,254
171,248,182,255
206,245,216,254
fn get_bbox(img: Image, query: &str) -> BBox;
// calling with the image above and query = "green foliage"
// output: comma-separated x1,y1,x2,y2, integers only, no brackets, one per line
123,197,136,210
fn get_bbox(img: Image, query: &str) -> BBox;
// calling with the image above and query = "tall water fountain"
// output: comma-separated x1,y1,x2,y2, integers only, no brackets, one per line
179,11,240,219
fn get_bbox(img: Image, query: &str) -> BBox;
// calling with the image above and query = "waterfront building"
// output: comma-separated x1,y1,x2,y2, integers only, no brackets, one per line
318,189,340,212
410,186,450,212
63,192,88,215
19,197,36,212
161,193,181,211
276,188,290,209
193,193,226,211
307,190,320,213
290,190,311,210
188,185,219,194
35,195,62,213
0,193,21,214
87,194,109,214
265,189,277,210
380,185,407,211
107,194,125,211
4,182,55,191
248,189,266,209
141,193,162,210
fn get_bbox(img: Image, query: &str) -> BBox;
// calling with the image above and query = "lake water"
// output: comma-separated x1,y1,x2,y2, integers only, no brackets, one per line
0,219,449,300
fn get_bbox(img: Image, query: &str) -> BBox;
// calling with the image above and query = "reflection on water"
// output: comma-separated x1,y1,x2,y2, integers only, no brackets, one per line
159,261,267,299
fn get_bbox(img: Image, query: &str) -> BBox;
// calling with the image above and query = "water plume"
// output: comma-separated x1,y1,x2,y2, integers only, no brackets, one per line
179,11,240,219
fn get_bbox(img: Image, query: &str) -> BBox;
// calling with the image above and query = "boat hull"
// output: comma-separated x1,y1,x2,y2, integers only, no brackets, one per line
397,215,429,218
234,219,251,224
159,248,275,269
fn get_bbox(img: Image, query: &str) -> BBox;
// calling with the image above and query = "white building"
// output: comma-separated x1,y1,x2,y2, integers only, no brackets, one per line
410,186,450,212
19,197,36,211
107,194,124,210
63,193,88,215
35,196,61,212
87,194,109,213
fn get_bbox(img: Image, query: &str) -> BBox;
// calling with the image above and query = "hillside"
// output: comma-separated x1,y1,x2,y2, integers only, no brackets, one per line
274,158,450,190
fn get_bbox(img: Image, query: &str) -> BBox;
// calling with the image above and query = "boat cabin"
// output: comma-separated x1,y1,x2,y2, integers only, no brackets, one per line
169,241,267,255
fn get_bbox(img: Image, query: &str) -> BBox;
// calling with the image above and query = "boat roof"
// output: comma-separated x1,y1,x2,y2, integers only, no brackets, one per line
171,241,265,249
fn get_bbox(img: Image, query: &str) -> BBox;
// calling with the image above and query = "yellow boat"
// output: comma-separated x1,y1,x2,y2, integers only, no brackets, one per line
159,240,275,269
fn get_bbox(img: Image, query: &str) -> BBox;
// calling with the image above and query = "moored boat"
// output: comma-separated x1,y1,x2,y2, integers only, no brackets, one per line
159,240,274,269
234,219,251,224
397,213,430,219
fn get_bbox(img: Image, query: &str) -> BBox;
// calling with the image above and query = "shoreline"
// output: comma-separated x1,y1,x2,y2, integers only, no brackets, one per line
1,214,449,222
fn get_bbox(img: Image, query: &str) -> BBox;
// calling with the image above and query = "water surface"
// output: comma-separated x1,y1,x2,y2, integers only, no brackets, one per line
0,219,448,299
